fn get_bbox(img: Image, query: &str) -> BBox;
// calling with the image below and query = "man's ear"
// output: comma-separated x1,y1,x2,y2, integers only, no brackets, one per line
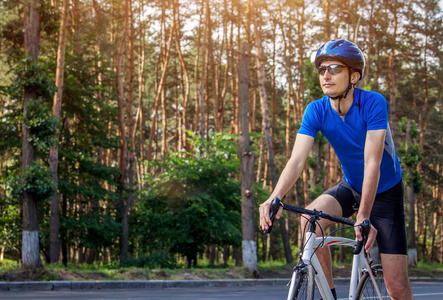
351,71,361,84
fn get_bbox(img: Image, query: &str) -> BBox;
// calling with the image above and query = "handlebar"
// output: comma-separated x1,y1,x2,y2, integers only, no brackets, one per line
263,198,281,234
264,198,371,255
350,219,371,255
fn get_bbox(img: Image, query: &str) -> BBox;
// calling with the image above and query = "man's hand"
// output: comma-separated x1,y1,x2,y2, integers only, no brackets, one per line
259,199,283,231
354,217,377,253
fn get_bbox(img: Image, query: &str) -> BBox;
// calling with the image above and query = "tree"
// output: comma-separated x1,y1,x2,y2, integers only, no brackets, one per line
21,0,44,271
388,0,399,145
49,0,70,264
147,17,175,164
115,0,130,262
398,118,421,266
238,42,257,274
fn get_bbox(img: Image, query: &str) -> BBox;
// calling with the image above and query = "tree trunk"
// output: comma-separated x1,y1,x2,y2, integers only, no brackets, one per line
364,0,375,87
173,1,190,152
238,42,257,275
147,20,174,163
229,19,238,134
138,1,145,173
115,0,130,262
49,0,69,265
198,0,210,139
193,15,202,137
324,0,331,40
124,0,136,260
388,0,398,145
22,0,44,271
274,6,295,255
405,119,417,266
219,2,229,132
430,164,440,261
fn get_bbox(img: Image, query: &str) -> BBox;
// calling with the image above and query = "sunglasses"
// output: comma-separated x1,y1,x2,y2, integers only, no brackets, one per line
318,64,348,75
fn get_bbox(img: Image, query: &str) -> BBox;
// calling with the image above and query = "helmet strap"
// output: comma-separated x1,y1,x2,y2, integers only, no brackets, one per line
329,70,354,114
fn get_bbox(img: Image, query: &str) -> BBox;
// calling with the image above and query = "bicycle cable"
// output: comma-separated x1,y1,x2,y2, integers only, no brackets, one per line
307,218,359,263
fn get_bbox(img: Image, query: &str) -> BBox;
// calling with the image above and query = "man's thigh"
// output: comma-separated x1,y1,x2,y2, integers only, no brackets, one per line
304,194,342,235
380,253,413,298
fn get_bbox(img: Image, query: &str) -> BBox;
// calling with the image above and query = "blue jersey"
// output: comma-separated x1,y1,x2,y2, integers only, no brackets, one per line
298,88,402,193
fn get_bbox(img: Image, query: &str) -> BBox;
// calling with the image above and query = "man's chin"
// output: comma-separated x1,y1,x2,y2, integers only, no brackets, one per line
324,92,339,98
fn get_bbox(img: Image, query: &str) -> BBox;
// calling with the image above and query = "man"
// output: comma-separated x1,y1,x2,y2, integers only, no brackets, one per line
259,39,413,300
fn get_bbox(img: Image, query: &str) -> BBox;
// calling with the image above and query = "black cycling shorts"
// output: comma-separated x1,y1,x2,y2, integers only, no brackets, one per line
323,178,408,255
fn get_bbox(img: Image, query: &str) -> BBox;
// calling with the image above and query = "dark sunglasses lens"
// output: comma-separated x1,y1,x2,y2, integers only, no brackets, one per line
329,65,344,74
318,66,327,75
318,64,345,75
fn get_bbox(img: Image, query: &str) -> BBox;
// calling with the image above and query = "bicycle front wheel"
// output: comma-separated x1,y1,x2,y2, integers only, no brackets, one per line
287,265,315,300
355,264,388,299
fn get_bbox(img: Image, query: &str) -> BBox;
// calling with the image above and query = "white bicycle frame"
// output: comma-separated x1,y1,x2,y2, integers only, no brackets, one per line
288,231,384,300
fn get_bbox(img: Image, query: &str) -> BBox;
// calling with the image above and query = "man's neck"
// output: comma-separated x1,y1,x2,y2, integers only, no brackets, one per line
330,88,355,116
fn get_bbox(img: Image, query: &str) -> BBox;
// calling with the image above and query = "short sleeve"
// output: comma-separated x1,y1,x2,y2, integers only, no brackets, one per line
366,93,388,131
298,101,322,138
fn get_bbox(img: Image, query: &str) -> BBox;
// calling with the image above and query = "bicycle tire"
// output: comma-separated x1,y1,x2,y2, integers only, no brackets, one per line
355,264,388,300
287,265,315,300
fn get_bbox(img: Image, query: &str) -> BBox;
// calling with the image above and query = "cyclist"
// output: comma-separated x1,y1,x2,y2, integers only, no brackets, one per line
259,39,413,300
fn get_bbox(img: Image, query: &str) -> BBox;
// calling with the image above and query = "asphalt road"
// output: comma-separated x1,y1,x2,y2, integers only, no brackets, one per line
0,280,442,300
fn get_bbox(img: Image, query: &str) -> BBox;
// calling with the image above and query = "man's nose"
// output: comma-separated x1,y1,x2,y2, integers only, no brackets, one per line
322,70,332,79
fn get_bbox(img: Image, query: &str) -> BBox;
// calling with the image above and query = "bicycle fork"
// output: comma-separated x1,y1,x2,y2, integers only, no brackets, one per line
301,230,334,300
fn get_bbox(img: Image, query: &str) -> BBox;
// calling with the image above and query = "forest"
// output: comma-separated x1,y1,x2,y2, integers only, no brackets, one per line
0,0,442,272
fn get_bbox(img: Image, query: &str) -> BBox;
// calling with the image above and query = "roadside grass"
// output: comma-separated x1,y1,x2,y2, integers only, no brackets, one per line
0,258,441,282
408,261,443,278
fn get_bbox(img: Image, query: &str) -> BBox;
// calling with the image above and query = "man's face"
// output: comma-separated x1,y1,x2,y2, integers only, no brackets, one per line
319,59,353,98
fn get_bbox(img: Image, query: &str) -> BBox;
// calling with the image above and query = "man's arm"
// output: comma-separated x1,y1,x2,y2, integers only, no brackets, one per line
259,134,314,231
356,128,386,251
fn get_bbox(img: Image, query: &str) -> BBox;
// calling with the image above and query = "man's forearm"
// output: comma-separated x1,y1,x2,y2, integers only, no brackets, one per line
359,129,386,220
358,163,380,220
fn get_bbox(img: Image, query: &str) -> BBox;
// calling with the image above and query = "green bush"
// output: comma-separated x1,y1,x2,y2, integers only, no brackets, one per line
130,133,242,267
121,251,177,269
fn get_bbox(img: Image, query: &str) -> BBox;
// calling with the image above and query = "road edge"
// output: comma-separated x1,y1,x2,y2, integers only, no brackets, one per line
0,277,442,291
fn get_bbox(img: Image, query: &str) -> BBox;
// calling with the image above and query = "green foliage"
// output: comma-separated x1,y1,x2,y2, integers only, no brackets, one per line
306,153,317,169
397,117,423,193
9,55,56,100
25,99,60,151
39,0,60,38
398,143,423,167
303,59,323,102
130,133,241,266
7,160,56,202
309,182,324,200
63,213,120,249
0,202,21,257
0,100,22,154
402,169,423,193
0,1,24,63
398,117,420,139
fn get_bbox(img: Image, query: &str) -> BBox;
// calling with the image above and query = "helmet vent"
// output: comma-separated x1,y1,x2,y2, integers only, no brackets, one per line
331,40,344,49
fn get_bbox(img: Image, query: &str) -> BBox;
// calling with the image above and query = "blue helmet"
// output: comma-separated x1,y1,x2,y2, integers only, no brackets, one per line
315,39,365,80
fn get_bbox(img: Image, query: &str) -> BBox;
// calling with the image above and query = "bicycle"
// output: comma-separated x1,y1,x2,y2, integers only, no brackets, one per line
265,198,389,300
